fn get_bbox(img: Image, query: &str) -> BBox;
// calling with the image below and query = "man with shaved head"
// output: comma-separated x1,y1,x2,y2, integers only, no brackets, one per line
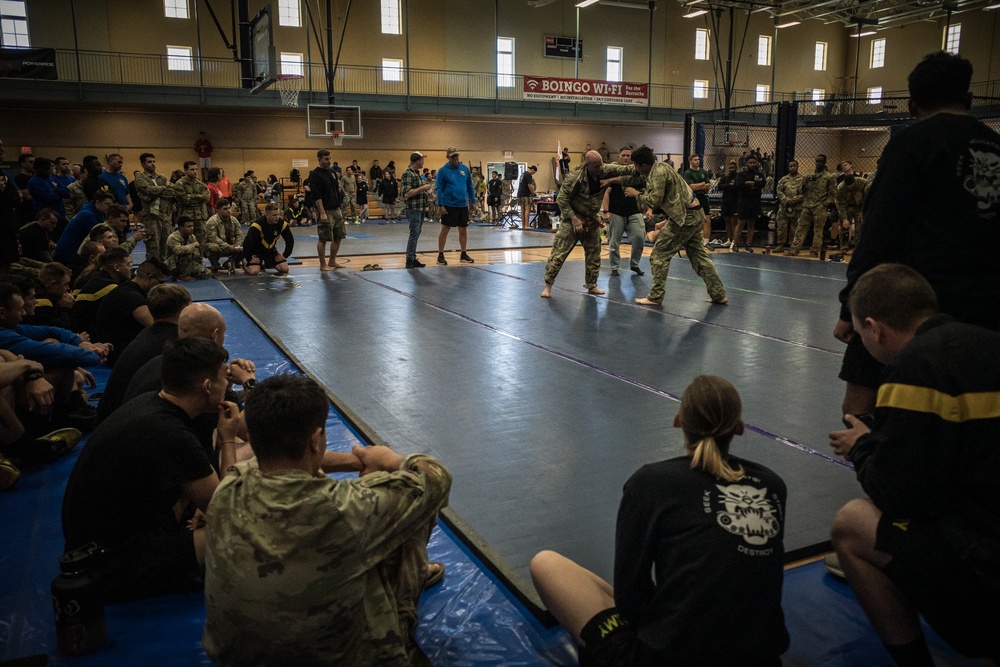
540,150,613,298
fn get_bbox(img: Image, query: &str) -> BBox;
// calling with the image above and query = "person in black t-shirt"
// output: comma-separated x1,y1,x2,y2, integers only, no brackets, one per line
61,338,241,602
94,258,168,366
516,165,537,229
835,51,1000,417
531,376,788,667
18,208,58,262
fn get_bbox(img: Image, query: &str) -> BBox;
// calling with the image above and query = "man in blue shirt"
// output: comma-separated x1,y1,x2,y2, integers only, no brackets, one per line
98,153,132,211
27,158,69,222
434,147,478,265
54,192,114,265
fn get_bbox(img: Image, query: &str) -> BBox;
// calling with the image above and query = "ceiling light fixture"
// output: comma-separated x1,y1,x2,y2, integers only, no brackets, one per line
576,0,600,7
986,1,1000,8
849,30,877,37
684,9,708,17
775,20,800,28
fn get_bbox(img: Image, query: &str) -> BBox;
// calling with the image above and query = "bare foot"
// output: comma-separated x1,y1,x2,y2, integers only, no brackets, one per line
634,297,661,306
588,287,606,295
320,265,334,272
540,285,552,298
708,297,729,304
331,261,345,269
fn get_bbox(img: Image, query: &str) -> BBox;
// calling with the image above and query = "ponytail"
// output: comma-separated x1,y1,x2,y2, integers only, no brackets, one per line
690,436,744,482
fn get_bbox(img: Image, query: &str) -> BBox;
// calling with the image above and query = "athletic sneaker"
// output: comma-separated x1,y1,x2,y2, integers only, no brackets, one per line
437,253,447,265
824,552,845,578
460,253,475,264
37,428,83,463
406,259,426,269
0,455,20,491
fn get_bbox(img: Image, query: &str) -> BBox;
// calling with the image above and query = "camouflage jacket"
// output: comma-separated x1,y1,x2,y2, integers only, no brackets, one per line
603,161,696,226
203,454,452,667
205,213,243,248
64,181,88,220
800,169,838,208
556,164,606,225
174,177,210,220
776,173,805,206
835,177,870,219
133,172,175,219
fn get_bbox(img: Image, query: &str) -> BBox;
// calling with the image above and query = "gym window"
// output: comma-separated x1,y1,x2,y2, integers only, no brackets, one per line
756,84,770,103
0,0,29,47
870,38,885,69
607,46,622,82
380,0,401,35
812,88,825,102
163,0,189,19
868,86,883,103
278,0,301,28
382,58,403,82
280,52,304,77
166,45,194,71
693,79,708,99
757,35,771,66
944,24,960,54
498,37,515,88
814,42,827,71
695,28,709,61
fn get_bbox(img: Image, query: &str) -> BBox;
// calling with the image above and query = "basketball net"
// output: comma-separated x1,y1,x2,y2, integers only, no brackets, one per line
275,74,303,108
330,131,344,146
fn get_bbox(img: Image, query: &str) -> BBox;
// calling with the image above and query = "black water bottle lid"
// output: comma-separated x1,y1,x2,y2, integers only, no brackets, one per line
59,543,98,575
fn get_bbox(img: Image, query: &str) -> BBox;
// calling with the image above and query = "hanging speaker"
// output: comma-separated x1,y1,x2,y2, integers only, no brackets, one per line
504,162,519,180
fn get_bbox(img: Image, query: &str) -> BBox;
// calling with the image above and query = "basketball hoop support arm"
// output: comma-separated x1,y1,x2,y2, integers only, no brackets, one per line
327,0,354,105
200,0,237,60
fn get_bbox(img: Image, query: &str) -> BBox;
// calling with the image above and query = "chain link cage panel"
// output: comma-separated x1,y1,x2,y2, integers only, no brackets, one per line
688,102,780,189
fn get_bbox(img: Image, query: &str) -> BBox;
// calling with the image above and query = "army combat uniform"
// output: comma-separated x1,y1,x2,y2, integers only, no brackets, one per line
835,176,870,249
605,161,726,304
165,230,206,279
542,164,606,290
174,177,211,245
203,454,452,666
134,171,176,262
789,168,837,256
774,172,805,252
232,179,260,222
204,212,244,271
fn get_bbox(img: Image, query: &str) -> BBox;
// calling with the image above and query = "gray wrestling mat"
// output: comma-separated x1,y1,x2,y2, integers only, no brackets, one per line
224,253,861,612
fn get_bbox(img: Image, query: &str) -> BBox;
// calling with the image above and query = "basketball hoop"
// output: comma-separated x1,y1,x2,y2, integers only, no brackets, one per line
275,74,303,108
330,130,344,147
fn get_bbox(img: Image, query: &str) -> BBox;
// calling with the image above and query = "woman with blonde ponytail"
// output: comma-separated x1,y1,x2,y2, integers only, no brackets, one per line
531,375,788,666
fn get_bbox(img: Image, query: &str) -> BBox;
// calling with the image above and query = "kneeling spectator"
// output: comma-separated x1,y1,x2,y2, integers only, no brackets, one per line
166,217,208,281
243,202,294,275
203,374,452,665
94,258,168,366
29,262,73,330
204,198,243,274
829,264,1000,665
530,375,788,666
61,338,241,601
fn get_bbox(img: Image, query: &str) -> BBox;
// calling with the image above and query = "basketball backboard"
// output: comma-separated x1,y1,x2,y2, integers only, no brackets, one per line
249,5,277,95
306,105,363,139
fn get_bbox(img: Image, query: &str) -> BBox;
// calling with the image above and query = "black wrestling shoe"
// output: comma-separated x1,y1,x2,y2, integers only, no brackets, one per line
460,253,475,263
631,266,644,276
437,253,447,265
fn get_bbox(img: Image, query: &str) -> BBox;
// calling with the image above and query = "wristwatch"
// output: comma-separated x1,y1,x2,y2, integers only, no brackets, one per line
25,371,43,382
243,379,257,391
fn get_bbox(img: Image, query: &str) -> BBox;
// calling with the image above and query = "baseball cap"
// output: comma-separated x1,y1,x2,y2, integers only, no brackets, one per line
528,165,537,171
410,151,425,162
446,146,460,158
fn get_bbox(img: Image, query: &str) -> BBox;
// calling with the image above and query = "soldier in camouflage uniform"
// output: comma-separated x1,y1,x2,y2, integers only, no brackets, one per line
789,154,838,256
174,161,211,245
133,153,176,262
603,146,727,305
232,173,260,222
203,375,452,667
774,160,805,253
540,151,613,298
203,199,244,273
834,161,870,251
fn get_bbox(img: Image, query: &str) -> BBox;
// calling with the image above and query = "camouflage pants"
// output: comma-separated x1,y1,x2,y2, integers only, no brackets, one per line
775,205,802,247
646,210,726,303
204,243,243,267
142,213,171,262
341,194,357,220
542,222,602,289
238,198,259,223
169,250,206,278
839,207,862,248
791,204,830,253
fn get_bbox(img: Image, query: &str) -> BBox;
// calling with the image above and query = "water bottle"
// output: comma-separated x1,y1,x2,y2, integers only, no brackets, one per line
52,544,107,656
764,245,771,255
820,245,827,261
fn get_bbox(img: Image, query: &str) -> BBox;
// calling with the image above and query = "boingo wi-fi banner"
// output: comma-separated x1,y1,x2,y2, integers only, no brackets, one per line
523,76,648,106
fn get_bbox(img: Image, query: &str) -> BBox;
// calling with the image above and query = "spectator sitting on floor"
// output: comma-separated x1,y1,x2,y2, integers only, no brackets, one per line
86,223,118,252
530,375,788,666
70,247,131,335
203,374,452,666
61,338,241,602
828,263,1000,666
96,283,190,423
71,242,104,291
94,258,168,367
18,208,58,263
166,217,208,281
0,279,107,436
27,262,74,330
53,192,114,268
284,196,309,227
101,204,145,255
122,303,256,469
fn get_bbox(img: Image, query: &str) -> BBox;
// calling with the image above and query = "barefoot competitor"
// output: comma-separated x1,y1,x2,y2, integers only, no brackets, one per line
540,151,611,299
605,146,728,306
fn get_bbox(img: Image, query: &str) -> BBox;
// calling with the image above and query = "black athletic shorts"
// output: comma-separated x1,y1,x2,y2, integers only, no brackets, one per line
738,203,762,220
838,334,884,389
248,249,285,269
440,206,470,228
721,200,738,217
877,514,1000,660
578,608,635,667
